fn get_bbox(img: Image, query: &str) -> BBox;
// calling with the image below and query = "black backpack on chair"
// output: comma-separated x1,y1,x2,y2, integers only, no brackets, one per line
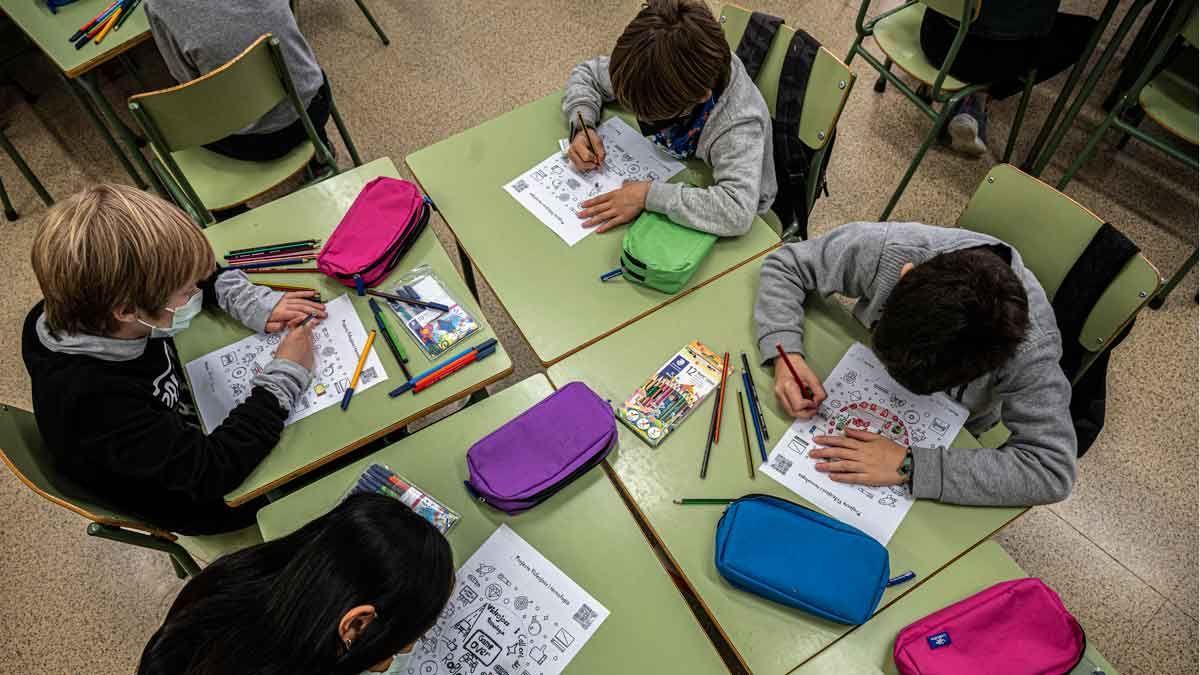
735,11,835,240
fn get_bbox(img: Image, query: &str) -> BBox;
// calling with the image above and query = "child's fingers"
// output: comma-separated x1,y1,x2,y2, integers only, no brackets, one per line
582,210,616,228
288,299,327,316
844,428,882,442
284,290,319,300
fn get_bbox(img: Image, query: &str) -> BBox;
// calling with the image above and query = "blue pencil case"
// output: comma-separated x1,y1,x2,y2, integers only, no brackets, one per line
714,494,890,624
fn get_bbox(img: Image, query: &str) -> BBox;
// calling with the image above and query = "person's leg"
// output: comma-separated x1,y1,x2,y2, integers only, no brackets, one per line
1030,14,1102,87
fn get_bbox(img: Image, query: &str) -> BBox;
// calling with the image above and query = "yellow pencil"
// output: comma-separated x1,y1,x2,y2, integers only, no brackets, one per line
94,8,121,44
340,330,376,411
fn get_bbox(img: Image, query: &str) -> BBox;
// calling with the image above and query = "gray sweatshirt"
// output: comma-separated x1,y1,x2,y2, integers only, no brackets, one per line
562,53,776,236
755,222,1077,507
145,0,324,135
36,270,310,411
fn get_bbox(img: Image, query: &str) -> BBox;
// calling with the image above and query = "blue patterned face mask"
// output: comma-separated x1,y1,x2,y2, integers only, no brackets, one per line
638,93,719,160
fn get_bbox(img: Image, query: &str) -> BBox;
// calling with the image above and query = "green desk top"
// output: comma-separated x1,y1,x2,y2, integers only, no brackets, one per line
174,158,512,507
257,375,727,675
547,260,1024,674
4,0,151,78
406,92,780,367
794,541,1120,675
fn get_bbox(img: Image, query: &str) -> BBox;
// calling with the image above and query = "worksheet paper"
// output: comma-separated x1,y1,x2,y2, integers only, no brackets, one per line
185,294,386,432
400,525,609,675
761,342,969,544
502,117,685,246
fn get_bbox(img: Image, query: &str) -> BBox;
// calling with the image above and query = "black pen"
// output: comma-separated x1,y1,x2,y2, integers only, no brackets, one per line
740,352,769,441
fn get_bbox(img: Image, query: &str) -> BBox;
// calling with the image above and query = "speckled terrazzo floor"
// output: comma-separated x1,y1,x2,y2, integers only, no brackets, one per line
0,1,1195,673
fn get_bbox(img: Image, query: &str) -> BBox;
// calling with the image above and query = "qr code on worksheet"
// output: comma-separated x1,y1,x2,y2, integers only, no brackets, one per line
512,179,529,193
573,603,599,630
771,454,793,474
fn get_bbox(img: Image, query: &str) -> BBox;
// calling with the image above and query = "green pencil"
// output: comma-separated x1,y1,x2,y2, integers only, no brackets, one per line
672,498,735,505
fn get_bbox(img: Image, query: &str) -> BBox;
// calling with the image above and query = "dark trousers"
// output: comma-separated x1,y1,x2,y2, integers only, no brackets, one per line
920,13,1097,99
205,77,332,161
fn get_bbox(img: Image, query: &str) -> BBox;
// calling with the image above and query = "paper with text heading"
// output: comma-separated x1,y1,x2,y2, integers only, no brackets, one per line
404,525,609,675
761,342,968,544
503,117,684,246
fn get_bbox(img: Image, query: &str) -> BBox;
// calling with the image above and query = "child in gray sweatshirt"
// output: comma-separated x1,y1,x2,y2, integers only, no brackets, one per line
755,222,1077,507
561,0,776,237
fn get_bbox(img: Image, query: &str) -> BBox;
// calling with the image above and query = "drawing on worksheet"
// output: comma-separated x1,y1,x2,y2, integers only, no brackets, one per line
502,117,685,246
400,525,609,675
760,342,968,544
184,294,387,432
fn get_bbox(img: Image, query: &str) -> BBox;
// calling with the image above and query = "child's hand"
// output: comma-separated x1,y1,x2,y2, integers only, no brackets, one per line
810,430,908,486
578,181,649,232
568,127,606,171
773,353,826,418
275,317,317,370
266,291,326,333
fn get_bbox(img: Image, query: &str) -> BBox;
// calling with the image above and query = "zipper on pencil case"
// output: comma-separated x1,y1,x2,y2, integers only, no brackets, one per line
472,434,616,510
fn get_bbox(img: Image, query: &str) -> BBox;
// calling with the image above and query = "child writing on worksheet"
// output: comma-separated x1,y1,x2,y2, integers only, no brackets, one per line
755,222,1077,507
21,185,326,534
562,0,776,236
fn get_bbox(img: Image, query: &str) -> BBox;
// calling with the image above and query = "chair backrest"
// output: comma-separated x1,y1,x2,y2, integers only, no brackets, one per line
922,0,982,23
719,4,856,150
0,403,171,539
128,35,295,152
958,165,1161,360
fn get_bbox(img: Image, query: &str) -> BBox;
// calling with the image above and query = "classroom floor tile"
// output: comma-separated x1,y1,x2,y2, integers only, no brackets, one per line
0,0,1194,673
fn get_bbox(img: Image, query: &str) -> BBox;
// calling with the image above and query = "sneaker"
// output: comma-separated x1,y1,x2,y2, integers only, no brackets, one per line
947,95,988,157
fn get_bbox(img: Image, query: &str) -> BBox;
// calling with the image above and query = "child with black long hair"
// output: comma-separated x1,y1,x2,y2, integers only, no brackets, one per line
137,494,455,674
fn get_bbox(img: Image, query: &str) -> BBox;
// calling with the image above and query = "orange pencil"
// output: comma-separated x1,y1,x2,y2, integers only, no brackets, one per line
714,351,730,443
94,9,121,44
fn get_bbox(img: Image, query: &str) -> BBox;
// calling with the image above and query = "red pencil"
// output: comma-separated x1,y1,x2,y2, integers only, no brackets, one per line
412,348,496,394
775,344,815,399
243,267,322,274
714,352,730,443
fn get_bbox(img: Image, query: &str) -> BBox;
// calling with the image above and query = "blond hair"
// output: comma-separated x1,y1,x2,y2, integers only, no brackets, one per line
32,184,215,335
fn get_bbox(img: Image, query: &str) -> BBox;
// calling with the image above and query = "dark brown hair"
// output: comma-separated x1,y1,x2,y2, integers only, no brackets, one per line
610,0,732,121
872,248,1030,394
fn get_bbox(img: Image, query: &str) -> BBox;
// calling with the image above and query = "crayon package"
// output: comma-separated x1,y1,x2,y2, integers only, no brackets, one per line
342,463,460,535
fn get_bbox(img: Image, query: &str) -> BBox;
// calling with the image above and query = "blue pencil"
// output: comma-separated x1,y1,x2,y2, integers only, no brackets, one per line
387,338,498,397
742,372,767,461
227,257,308,270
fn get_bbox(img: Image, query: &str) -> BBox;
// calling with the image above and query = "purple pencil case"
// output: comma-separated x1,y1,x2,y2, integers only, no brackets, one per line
465,382,616,514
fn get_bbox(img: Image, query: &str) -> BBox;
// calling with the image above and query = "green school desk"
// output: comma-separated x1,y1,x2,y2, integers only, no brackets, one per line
406,92,780,367
3,0,157,188
794,541,1120,674
257,375,728,675
546,260,1025,674
174,158,512,507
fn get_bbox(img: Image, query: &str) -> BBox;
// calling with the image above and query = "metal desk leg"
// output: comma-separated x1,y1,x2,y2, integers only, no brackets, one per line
73,70,166,195
0,126,53,206
0,175,17,221
1020,0,1122,172
457,236,480,301
59,71,147,189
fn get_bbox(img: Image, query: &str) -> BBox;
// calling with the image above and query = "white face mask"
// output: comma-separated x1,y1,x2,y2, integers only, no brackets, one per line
138,289,203,338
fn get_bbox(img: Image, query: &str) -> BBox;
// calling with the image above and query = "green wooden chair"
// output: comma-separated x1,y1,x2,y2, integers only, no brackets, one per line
0,403,262,578
959,164,1160,385
0,122,53,221
128,34,363,226
1058,6,1197,309
718,4,856,239
846,0,1038,220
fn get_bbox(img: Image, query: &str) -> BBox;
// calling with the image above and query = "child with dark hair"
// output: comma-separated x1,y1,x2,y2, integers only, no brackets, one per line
137,494,455,675
755,222,1077,507
561,0,776,236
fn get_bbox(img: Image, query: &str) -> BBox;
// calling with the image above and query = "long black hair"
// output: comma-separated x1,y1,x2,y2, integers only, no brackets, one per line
137,494,455,675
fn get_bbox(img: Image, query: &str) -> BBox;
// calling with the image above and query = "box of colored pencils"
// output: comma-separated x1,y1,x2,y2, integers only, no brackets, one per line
618,341,723,447
341,463,460,535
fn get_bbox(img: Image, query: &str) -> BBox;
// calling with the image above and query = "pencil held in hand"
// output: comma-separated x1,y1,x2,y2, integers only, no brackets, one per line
775,344,816,399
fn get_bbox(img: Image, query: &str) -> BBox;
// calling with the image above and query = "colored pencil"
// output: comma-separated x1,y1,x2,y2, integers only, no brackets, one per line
700,385,719,479
226,239,320,257
412,345,496,394
740,352,769,441
576,111,600,168
600,268,623,282
368,299,412,381
224,247,317,263
742,370,767,462
714,351,730,443
774,344,815,399
94,8,121,44
672,498,735,505
296,312,318,328
226,254,317,268
339,330,377,411
738,391,754,479
365,289,451,313
387,339,498,397
227,257,311,270
114,0,142,30
263,283,319,295
244,267,322,274
69,0,119,41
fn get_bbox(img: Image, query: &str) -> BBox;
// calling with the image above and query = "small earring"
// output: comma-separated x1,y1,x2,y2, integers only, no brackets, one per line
344,638,352,651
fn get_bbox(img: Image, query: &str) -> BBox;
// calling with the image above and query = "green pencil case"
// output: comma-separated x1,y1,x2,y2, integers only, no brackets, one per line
620,211,717,294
